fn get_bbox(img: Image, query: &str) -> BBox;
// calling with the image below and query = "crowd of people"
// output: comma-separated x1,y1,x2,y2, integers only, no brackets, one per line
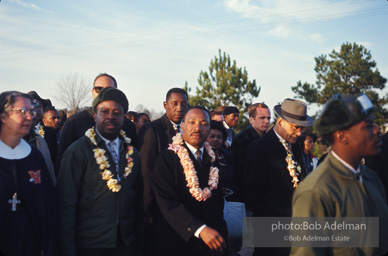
1,73,388,256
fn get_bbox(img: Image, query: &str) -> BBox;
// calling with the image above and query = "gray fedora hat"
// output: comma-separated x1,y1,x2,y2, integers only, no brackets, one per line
274,98,313,127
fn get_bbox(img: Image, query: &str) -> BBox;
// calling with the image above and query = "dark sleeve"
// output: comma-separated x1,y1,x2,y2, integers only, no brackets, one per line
151,151,204,242
230,135,245,201
138,123,159,215
57,116,79,169
132,150,145,248
243,140,269,216
123,118,138,150
56,143,87,256
32,148,58,256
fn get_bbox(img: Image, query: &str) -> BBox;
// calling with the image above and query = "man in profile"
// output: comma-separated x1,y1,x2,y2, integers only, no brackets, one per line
244,99,311,256
291,94,388,256
222,106,239,148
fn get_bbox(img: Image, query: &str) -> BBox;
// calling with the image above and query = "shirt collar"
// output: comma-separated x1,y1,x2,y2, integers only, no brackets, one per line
96,129,120,148
331,150,361,175
0,138,31,159
223,121,231,129
185,142,204,160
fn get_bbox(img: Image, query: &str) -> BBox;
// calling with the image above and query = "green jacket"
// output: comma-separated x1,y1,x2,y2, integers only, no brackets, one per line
57,129,143,255
291,152,388,256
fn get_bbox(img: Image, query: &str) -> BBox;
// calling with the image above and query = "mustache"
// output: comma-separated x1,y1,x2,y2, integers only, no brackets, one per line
191,132,203,137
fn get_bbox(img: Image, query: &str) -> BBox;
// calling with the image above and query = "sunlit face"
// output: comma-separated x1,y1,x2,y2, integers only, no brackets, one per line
43,110,60,129
224,113,239,128
1,97,34,138
278,118,306,144
250,107,271,135
92,76,116,99
182,108,210,149
304,135,315,153
343,116,381,157
94,100,124,140
164,92,188,124
207,129,223,150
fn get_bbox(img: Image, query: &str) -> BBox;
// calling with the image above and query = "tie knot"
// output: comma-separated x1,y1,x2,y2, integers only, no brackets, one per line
196,150,201,160
109,141,116,147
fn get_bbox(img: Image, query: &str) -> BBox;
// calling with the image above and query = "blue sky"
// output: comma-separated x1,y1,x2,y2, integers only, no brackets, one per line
1,0,387,117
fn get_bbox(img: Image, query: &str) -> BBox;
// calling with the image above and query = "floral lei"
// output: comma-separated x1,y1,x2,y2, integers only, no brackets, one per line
85,127,134,192
168,133,219,202
280,140,302,188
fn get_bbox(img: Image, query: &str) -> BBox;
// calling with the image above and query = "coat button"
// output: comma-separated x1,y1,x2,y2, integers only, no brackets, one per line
187,227,192,232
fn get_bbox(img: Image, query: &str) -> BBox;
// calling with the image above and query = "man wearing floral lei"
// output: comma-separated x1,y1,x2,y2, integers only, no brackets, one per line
57,88,143,256
150,106,228,256
243,98,312,256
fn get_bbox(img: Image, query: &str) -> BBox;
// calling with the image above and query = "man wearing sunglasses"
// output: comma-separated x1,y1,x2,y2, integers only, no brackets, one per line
243,98,312,256
57,73,138,169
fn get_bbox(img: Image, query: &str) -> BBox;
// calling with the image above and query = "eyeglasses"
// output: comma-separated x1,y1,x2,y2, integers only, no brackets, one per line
93,87,103,93
287,121,306,133
10,108,37,118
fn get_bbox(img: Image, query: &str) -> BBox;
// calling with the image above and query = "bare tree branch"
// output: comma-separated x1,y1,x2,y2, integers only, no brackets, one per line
54,73,91,112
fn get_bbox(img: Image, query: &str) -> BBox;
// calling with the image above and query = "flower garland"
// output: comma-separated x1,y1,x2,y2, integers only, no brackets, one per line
280,140,302,188
85,128,134,192
168,133,219,202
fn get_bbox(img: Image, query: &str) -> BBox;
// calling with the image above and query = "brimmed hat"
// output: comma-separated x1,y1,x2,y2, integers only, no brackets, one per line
314,93,374,136
92,87,128,113
223,106,239,115
274,98,313,127
27,91,52,109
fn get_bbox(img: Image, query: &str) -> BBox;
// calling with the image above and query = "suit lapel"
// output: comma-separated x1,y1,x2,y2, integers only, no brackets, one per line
161,114,177,144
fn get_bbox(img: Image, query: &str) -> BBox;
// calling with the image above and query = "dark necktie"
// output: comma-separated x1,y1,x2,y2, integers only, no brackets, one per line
175,125,180,134
195,150,202,167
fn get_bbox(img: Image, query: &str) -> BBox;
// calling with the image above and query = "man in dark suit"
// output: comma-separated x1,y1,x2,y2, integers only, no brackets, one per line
138,88,189,218
243,98,312,256
150,106,227,256
57,73,138,168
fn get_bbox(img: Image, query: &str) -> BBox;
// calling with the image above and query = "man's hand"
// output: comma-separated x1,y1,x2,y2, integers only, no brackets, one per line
199,226,226,251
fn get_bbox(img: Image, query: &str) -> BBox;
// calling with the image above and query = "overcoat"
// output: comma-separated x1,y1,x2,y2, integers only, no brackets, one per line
150,143,228,256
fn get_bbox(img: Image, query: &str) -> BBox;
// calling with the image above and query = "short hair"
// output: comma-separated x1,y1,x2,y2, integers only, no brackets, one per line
210,110,223,119
43,106,58,114
166,88,188,102
210,120,227,142
182,106,210,122
223,106,239,116
134,112,150,123
93,73,117,88
0,91,32,131
248,103,269,118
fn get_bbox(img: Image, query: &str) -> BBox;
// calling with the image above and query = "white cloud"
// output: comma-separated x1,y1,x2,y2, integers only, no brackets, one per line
9,0,41,10
224,0,364,41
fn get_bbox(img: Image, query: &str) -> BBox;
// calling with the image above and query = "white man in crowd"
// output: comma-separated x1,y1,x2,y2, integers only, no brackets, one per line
230,103,271,202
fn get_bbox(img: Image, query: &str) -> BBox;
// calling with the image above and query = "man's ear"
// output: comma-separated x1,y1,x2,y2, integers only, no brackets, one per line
249,116,254,126
163,101,167,111
335,130,349,145
93,112,97,122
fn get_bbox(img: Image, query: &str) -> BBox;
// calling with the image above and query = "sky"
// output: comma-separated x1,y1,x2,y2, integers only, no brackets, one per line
1,0,388,118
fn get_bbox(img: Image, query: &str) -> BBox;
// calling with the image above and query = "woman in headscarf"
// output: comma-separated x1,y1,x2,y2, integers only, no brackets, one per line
0,91,57,256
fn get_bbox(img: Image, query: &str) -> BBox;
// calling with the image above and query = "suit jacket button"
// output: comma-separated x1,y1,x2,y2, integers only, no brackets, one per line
187,227,192,232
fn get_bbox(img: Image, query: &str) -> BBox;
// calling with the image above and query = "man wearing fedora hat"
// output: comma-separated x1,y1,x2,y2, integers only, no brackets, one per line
243,98,312,256
291,94,388,255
